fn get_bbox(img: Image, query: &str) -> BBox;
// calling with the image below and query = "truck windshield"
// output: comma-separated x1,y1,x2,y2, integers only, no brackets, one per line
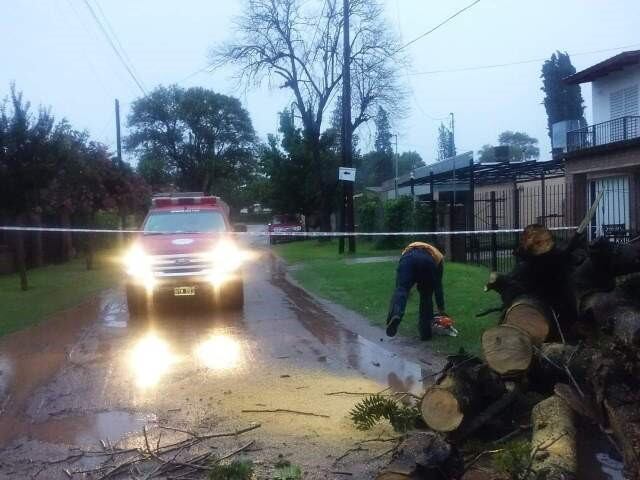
143,210,227,234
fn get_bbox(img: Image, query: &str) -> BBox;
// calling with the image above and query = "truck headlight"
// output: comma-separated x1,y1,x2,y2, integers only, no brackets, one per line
123,245,152,279
210,240,244,273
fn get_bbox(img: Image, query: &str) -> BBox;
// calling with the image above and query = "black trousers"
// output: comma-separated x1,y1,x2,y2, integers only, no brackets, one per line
387,249,439,339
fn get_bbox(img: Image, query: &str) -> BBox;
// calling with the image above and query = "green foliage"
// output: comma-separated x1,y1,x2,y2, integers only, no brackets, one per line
0,84,149,221
397,150,425,177
493,439,531,480
498,131,539,161
478,131,540,163
259,111,340,221
376,196,414,249
208,460,253,480
383,197,414,232
273,459,302,480
356,194,380,233
350,394,420,433
413,202,434,231
541,51,586,141
126,85,257,208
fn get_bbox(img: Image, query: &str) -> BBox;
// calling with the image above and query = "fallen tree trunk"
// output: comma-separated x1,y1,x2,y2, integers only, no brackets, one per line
530,395,577,480
605,398,640,479
580,277,640,345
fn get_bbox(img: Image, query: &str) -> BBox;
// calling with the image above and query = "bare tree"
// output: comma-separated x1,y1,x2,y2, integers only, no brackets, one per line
212,0,405,226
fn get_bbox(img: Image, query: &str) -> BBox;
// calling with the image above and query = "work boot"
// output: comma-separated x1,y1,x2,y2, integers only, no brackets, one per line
386,315,401,337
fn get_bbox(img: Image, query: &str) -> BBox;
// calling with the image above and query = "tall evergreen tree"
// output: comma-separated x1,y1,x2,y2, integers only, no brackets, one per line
371,107,394,184
374,107,393,155
541,51,586,141
437,123,455,160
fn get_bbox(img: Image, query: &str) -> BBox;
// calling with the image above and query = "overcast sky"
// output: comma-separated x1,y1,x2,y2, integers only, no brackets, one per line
2,0,639,166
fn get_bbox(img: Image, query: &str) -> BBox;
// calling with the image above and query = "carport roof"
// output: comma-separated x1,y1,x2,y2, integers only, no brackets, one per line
398,158,565,188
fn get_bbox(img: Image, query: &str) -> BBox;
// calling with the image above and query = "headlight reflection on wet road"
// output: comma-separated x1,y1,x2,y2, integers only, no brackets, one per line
195,334,242,371
128,331,245,387
129,333,176,388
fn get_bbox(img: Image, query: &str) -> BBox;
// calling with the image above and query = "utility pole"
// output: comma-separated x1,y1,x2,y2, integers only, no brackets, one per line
394,134,399,198
450,112,455,155
450,113,456,205
339,0,355,254
115,99,125,243
115,99,123,168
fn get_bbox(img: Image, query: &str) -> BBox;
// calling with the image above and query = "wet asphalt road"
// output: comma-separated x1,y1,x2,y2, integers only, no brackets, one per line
0,227,443,479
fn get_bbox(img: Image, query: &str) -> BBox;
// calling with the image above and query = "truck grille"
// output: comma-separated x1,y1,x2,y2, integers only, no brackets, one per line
150,253,211,277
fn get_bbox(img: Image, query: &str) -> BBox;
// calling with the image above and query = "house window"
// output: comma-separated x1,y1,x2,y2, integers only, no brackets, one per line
610,85,639,119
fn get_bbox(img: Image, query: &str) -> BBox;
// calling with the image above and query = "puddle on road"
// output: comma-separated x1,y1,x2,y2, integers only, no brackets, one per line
270,262,430,395
18,411,153,447
0,295,104,447
99,290,128,328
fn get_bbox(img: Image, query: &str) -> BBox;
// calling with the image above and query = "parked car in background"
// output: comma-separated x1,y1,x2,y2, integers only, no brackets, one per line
268,214,305,245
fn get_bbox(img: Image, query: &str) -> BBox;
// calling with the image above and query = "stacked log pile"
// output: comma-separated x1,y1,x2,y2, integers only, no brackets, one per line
377,221,640,480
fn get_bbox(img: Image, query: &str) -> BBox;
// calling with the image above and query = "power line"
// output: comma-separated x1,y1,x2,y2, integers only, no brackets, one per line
91,0,143,82
409,42,640,76
397,0,481,52
58,0,114,98
80,0,147,95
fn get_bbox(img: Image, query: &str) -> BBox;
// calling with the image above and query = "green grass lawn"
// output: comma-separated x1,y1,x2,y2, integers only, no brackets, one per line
274,240,501,354
273,239,401,264
0,257,119,337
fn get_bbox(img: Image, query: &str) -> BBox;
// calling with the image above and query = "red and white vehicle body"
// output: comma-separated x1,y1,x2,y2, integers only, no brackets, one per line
267,214,304,245
123,193,245,315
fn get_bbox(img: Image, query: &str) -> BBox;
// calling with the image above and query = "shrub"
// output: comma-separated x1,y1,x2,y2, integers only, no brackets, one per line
376,196,414,249
356,194,381,240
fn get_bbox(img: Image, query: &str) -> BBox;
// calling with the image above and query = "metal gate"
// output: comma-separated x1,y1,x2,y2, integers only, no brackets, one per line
588,176,631,241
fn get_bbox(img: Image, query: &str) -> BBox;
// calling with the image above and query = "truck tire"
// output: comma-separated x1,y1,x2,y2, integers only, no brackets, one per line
126,285,148,320
220,279,244,310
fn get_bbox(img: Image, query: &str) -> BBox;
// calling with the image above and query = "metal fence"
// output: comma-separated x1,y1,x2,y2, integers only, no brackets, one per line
567,116,640,152
440,180,639,272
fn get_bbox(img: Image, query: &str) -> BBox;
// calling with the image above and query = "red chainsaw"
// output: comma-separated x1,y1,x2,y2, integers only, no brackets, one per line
433,314,459,337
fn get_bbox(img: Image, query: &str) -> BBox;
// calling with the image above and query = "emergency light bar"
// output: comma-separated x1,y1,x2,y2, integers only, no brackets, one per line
152,196,218,207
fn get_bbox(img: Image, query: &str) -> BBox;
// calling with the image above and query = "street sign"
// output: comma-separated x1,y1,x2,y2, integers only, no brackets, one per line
338,167,356,182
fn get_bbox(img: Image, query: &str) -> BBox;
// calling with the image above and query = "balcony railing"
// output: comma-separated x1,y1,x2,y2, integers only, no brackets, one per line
567,116,640,152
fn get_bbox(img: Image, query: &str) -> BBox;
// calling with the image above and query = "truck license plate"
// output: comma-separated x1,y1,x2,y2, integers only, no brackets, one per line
174,286,196,296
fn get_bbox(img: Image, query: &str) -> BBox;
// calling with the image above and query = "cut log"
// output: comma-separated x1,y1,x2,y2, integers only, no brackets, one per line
421,387,465,433
503,296,552,344
481,325,533,375
530,395,577,480
421,362,506,433
519,224,555,256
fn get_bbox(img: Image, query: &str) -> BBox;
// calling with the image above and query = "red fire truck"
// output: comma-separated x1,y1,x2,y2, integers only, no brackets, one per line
123,193,246,316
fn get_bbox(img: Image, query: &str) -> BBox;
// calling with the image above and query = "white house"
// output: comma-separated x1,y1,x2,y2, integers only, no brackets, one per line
564,50,640,239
